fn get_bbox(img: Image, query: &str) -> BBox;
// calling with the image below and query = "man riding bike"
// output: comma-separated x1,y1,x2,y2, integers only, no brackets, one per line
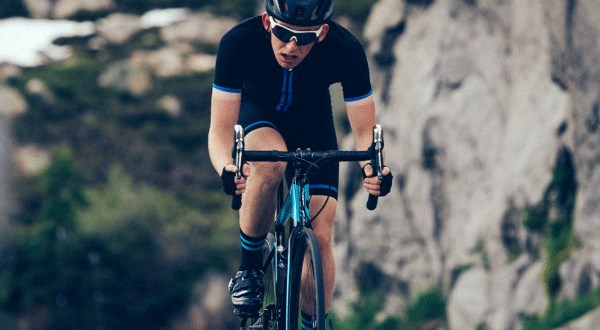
208,0,393,326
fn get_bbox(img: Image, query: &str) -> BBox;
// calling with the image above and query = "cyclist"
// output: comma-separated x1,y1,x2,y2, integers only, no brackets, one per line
208,0,393,325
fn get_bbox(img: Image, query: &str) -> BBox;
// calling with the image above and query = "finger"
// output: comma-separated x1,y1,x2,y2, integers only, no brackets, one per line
382,166,391,176
365,187,380,196
364,182,380,192
235,182,246,194
363,164,374,177
242,163,251,177
364,177,381,185
224,164,238,173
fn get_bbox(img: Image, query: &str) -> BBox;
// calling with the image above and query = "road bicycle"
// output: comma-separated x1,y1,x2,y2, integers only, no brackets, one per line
230,124,387,330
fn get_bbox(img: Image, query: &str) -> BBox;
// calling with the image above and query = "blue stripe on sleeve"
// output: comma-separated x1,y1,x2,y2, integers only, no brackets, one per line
212,83,242,93
344,89,373,102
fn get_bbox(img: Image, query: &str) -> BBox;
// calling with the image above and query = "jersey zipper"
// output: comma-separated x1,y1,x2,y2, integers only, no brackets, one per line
276,68,294,112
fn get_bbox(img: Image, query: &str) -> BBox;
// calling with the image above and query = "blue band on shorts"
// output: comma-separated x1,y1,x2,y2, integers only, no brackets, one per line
245,120,279,133
309,184,338,199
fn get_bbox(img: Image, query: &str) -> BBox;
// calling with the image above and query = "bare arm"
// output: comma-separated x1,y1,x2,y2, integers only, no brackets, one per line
346,94,392,196
346,94,376,168
208,88,242,174
208,88,251,196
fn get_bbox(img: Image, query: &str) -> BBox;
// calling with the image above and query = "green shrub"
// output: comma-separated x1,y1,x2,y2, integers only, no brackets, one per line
521,204,547,232
332,287,446,330
521,286,600,330
406,288,446,324
520,148,582,328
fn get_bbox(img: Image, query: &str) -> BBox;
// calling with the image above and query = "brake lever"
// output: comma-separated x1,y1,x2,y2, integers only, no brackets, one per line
231,125,244,210
367,124,384,210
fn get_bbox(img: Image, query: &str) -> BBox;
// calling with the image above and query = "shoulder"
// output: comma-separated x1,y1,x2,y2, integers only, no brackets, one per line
321,21,365,53
220,16,265,47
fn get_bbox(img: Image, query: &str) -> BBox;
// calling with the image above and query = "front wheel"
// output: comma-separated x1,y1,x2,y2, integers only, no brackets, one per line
286,228,326,330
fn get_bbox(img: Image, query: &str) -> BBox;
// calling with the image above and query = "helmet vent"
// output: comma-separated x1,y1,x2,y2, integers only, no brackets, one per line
266,0,333,26
295,6,306,18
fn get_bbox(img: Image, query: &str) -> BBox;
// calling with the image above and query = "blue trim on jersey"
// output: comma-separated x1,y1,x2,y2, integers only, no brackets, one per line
276,69,293,111
212,83,242,94
287,70,294,111
276,70,287,110
344,89,373,102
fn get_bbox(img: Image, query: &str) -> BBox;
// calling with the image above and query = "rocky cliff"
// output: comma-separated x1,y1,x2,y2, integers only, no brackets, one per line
335,0,600,329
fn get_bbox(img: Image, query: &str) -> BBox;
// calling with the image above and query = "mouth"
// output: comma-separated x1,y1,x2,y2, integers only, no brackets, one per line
280,53,298,64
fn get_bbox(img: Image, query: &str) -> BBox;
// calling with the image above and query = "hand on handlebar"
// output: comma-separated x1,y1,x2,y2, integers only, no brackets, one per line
362,164,393,197
221,164,250,196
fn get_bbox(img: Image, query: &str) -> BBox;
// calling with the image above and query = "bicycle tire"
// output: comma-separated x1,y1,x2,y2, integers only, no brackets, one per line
286,227,326,330
262,232,289,330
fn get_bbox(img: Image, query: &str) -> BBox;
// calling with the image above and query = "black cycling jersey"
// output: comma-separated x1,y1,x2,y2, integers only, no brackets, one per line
213,16,373,113
213,16,373,198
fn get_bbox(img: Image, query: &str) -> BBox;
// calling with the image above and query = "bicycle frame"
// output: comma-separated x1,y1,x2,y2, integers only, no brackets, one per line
231,124,386,329
240,163,324,329
261,171,312,330
279,167,311,228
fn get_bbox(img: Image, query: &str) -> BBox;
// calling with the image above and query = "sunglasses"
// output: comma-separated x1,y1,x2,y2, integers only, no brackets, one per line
269,16,323,46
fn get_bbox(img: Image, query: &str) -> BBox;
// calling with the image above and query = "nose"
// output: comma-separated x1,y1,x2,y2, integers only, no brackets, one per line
285,37,299,50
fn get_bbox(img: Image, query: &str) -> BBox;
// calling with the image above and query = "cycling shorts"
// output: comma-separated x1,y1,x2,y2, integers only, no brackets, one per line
238,100,339,199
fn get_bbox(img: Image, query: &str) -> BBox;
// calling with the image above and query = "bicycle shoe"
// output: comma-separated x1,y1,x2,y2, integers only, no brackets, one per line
228,269,265,317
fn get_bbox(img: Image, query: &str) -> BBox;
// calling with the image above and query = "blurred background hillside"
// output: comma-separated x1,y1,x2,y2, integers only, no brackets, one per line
0,0,380,329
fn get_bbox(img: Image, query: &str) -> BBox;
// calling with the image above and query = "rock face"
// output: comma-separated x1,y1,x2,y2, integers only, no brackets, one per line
334,0,600,329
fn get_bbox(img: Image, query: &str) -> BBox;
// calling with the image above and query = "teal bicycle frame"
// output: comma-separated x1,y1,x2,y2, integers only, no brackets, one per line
231,124,386,330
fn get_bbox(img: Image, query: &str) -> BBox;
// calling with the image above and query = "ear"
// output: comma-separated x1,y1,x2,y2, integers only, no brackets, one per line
261,12,270,31
317,24,330,43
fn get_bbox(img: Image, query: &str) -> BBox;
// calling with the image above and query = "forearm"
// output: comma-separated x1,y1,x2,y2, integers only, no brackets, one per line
208,129,234,174
208,89,242,174
346,95,376,168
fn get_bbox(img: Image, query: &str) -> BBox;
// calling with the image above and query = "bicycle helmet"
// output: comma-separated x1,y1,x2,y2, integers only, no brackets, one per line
265,0,333,26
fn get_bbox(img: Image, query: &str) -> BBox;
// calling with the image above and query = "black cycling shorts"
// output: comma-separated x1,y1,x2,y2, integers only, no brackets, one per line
238,100,339,199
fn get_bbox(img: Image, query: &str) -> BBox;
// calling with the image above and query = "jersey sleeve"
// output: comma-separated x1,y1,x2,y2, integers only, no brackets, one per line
336,32,373,102
213,27,245,93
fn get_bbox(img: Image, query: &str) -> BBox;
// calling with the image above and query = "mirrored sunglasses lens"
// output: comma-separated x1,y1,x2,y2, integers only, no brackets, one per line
296,34,317,45
272,26,316,46
272,26,294,42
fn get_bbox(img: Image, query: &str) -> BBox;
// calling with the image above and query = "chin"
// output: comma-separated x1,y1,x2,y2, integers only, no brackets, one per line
278,61,295,69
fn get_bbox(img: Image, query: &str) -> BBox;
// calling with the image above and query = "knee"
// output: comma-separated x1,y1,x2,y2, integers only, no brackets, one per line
251,161,286,187
314,228,333,248
310,198,336,247
311,220,334,249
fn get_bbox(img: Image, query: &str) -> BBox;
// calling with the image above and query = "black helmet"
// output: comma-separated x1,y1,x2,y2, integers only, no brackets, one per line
265,0,333,26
